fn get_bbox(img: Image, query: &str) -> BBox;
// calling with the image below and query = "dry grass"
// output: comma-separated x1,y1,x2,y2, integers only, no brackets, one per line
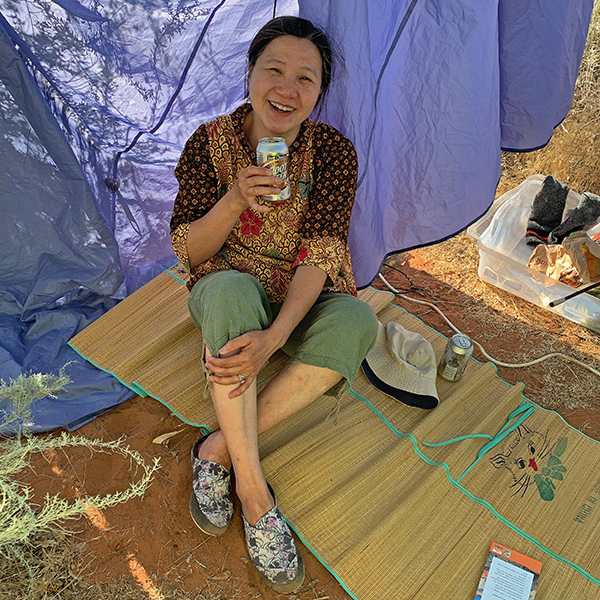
0,531,232,600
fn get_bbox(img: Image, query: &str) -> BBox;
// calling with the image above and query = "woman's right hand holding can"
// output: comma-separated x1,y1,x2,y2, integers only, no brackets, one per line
230,166,283,214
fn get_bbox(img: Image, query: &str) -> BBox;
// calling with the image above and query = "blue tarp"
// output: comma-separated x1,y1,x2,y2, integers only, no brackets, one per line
0,0,594,432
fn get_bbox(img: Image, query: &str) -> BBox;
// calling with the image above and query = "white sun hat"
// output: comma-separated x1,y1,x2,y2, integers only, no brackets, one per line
362,321,439,409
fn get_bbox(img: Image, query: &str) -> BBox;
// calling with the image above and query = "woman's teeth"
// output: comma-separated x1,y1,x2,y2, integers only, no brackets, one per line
269,101,294,112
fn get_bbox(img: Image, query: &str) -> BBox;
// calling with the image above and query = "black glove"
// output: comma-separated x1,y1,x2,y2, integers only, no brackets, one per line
525,175,569,247
548,192,600,244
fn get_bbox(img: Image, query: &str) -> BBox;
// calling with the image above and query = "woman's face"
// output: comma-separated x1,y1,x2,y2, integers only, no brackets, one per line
246,35,323,147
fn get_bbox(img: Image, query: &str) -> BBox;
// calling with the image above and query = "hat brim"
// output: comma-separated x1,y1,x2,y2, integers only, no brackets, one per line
361,359,439,410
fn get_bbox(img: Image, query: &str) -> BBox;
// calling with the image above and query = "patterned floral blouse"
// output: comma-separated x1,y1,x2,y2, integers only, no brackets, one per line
170,103,358,303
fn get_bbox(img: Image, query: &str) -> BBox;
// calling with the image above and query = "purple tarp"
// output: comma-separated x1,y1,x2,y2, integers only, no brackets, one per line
0,0,594,431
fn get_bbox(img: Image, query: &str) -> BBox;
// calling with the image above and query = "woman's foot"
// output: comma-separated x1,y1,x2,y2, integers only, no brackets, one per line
195,430,232,470
241,485,304,593
189,433,234,536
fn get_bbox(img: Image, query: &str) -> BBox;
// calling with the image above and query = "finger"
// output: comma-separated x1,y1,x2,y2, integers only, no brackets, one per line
242,175,283,188
249,198,271,214
205,356,246,374
208,373,242,386
241,184,283,199
229,377,254,398
242,166,273,177
219,337,252,355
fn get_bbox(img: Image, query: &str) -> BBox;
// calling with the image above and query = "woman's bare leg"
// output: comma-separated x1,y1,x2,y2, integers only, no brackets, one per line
255,360,342,432
199,346,273,525
198,359,342,522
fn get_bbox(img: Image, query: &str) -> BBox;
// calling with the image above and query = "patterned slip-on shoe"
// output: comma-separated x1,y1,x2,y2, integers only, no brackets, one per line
242,486,305,593
189,434,234,536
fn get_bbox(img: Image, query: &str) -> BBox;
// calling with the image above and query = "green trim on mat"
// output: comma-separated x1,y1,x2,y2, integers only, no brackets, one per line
418,401,537,484
367,285,395,299
456,402,536,483
68,341,211,433
130,380,212,434
165,268,187,285
129,381,148,398
421,402,534,450
349,388,600,587
67,341,140,396
285,518,362,600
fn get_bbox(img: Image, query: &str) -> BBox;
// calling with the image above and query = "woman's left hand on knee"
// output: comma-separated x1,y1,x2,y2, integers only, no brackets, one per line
205,329,282,398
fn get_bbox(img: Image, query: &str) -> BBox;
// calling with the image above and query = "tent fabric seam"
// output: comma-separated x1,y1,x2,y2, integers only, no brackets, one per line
111,0,227,175
356,0,420,190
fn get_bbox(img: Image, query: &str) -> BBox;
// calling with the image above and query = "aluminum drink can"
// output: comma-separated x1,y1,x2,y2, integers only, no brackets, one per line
437,334,473,382
256,137,290,202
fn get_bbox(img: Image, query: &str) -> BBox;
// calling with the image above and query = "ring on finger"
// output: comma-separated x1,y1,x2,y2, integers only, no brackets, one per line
238,374,246,384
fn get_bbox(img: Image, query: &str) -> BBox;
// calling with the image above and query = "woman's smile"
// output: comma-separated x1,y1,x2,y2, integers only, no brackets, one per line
268,100,295,113
245,35,322,148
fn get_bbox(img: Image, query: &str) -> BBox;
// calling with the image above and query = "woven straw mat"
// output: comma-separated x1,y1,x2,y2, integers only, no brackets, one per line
70,269,600,599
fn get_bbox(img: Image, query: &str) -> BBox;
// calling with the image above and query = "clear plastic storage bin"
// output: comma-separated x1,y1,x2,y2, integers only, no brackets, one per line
466,174,600,333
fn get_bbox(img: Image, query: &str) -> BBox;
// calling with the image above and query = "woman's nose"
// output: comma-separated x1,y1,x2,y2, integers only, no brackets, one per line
275,77,298,98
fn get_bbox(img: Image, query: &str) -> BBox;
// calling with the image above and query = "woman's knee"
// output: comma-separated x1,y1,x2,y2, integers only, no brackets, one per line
189,271,262,307
188,271,272,352
345,298,379,351
316,294,379,350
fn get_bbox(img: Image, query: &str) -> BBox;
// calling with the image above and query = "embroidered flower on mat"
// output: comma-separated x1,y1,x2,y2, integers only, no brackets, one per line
240,209,264,236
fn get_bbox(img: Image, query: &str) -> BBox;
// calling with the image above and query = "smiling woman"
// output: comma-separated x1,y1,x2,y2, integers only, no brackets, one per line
243,35,322,148
169,16,379,593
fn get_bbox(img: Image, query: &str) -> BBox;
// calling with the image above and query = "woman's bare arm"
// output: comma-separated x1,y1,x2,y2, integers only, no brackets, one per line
185,166,282,268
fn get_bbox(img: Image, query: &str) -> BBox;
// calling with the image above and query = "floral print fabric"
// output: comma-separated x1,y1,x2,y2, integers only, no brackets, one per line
191,455,233,530
242,503,301,587
170,104,358,303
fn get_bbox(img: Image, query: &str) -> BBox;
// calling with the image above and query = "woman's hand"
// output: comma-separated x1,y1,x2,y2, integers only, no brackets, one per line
205,328,284,398
229,166,283,214
185,166,284,267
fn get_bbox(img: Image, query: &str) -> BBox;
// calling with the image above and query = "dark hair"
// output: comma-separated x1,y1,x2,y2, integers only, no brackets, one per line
246,16,333,107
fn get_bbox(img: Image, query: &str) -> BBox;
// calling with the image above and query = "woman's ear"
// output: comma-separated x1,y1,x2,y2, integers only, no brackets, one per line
245,64,253,98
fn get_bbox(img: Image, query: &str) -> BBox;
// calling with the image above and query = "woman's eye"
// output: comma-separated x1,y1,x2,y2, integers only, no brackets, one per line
269,68,281,74
300,76,313,83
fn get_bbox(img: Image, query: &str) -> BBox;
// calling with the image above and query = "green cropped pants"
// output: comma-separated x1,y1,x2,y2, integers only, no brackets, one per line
187,270,378,386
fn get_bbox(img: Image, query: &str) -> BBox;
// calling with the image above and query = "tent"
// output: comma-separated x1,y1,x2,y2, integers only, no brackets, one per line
0,0,594,432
